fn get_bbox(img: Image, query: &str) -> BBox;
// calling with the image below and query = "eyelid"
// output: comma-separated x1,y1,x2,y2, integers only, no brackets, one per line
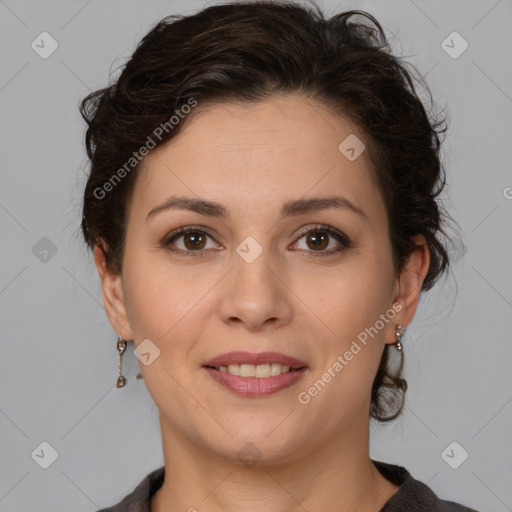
162,223,351,255
289,223,351,257
162,225,220,250
294,223,350,245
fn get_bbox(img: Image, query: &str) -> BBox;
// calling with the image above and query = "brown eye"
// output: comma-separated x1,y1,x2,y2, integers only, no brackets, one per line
182,231,207,250
305,231,329,251
164,227,220,254
292,224,351,257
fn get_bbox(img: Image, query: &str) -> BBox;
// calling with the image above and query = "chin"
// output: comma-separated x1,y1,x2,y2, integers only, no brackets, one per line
204,423,307,467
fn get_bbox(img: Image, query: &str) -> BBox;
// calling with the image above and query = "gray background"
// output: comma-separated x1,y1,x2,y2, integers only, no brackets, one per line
1,0,511,510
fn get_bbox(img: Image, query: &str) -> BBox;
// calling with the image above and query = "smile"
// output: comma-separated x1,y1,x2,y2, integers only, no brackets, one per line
207,363,298,377
202,365,308,397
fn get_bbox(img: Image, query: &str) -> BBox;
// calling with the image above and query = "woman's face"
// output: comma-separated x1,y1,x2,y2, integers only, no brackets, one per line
97,93,426,464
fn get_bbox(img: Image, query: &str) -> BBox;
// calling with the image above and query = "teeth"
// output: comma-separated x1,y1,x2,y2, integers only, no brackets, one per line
217,363,293,377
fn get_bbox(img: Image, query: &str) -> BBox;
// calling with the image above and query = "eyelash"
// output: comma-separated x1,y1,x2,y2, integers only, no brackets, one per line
162,224,351,258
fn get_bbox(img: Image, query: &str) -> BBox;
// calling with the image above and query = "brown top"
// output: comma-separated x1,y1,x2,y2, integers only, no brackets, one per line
96,459,479,512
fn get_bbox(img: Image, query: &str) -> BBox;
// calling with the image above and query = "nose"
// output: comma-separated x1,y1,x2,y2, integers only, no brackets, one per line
218,244,293,332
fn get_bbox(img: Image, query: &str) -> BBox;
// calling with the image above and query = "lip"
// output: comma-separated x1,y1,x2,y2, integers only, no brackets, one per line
202,351,308,369
203,366,308,397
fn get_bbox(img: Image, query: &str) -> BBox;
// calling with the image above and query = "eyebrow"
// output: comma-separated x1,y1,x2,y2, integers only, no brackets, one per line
146,195,368,222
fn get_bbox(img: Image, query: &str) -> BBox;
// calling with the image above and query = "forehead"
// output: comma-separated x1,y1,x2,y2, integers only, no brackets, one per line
130,94,384,224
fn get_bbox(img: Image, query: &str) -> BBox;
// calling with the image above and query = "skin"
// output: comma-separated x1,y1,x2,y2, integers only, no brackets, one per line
94,93,430,512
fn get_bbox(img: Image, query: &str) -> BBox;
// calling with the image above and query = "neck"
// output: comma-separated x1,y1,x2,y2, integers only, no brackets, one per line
151,414,398,512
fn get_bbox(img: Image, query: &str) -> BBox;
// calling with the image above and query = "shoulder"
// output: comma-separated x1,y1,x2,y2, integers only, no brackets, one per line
95,466,165,512
372,459,480,512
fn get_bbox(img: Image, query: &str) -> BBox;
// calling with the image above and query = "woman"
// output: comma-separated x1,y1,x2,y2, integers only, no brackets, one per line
80,1,479,510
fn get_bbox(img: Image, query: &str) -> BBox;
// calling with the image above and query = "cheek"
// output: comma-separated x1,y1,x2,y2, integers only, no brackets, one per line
306,257,392,378
314,260,392,334
121,249,177,341
121,250,216,346
307,286,388,409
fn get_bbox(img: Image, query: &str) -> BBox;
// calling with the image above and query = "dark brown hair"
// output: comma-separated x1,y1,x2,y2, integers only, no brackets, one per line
80,0,452,421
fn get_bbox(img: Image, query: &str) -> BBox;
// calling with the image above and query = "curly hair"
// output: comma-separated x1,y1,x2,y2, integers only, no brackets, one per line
79,0,453,422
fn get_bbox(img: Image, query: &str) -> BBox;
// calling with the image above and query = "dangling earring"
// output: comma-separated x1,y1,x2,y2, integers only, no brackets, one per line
392,323,407,394
395,323,405,352
394,323,406,370
116,336,127,388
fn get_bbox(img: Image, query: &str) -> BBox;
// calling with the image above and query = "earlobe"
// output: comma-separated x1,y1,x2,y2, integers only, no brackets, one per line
93,241,133,341
392,235,431,328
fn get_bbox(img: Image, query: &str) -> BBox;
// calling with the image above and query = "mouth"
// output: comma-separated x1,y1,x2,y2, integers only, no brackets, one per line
202,363,305,377
202,351,307,370
201,351,308,397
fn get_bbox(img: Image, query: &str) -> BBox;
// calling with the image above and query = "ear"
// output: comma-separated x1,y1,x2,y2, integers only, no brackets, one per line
390,235,430,340
93,240,133,341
